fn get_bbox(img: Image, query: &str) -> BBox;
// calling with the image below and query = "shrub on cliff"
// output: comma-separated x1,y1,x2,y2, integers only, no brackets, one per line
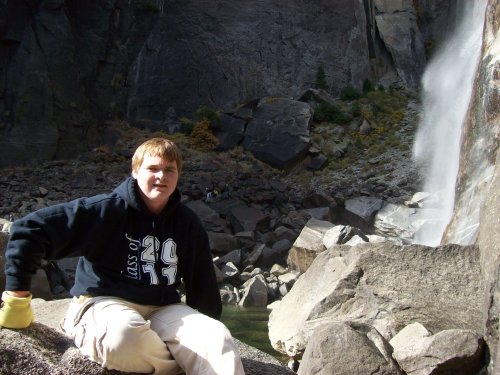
190,119,219,152
313,103,351,124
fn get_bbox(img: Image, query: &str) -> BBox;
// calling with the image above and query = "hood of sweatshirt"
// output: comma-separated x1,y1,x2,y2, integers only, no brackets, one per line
113,177,181,218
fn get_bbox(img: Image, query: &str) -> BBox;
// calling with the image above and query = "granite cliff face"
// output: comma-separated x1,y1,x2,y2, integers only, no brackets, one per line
442,0,500,372
0,0,454,166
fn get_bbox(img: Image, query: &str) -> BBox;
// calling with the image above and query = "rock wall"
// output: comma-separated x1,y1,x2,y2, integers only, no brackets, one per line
0,0,448,166
442,0,500,373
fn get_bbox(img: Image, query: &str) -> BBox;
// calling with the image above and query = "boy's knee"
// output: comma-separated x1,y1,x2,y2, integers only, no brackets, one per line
100,319,174,373
103,319,152,354
195,317,235,347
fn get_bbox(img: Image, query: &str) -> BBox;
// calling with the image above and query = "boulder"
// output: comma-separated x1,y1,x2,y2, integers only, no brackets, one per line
273,226,298,243
227,205,270,233
277,272,299,291
389,322,431,350
269,242,482,358
286,218,335,273
306,154,327,170
256,246,285,269
297,322,403,375
302,207,331,221
184,200,225,231
374,202,439,243
359,118,373,135
391,329,485,375
323,225,369,248
219,249,243,267
344,196,384,228
221,262,240,281
297,88,337,106
243,244,265,268
242,98,313,170
220,285,239,305
300,192,334,210
213,113,246,150
271,239,292,253
239,275,268,308
280,210,315,231
208,231,241,254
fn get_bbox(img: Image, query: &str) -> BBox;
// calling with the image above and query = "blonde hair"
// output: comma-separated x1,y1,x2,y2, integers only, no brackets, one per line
132,138,183,174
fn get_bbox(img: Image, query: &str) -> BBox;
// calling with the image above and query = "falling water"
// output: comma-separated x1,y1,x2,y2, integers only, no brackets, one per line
412,0,488,246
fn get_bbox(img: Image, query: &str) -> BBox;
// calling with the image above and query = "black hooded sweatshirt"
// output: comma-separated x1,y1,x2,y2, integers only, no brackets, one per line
4,177,222,320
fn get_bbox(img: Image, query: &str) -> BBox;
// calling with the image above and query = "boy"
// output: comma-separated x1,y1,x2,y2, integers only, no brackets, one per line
0,138,245,374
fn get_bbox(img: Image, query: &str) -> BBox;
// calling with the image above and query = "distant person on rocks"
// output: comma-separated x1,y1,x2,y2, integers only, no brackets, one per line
0,137,245,375
205,187,215,202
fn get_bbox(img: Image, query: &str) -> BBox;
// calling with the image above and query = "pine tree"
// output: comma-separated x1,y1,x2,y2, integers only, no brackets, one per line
315,65,328,90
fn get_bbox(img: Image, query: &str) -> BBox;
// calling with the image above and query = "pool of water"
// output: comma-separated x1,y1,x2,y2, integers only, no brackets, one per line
220,305,287,362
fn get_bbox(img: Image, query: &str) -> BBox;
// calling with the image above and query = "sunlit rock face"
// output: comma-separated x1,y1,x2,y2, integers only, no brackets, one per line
443,0,500,373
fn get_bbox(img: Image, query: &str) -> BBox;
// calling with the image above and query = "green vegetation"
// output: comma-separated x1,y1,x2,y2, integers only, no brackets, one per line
309,87,411,173
178,105,220,144
178,105,221,152
195,105,220,126
136,0,160,12
350,101,362,117
313,102,351,124
179,117,195,135
315,65,328,90
339,85,361,101
362,78,375,94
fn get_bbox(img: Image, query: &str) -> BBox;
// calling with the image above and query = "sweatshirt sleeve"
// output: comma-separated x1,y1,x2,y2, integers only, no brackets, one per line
183,218,222,320
4,196,110,291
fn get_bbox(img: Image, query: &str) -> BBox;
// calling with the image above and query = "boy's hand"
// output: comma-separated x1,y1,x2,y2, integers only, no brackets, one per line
0,291,35,329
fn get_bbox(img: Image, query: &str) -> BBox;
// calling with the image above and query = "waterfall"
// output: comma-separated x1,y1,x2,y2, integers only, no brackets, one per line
412,0,488,246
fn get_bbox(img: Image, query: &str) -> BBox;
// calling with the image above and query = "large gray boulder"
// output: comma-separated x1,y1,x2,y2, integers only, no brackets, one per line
227,204,270,233
268,242,482,358
374,202,437,243
242,98,313,170
391,328,484,375
344,196,384,230
213,113,247,150
238,274,268,308
286,218,334,273
297,322,403,375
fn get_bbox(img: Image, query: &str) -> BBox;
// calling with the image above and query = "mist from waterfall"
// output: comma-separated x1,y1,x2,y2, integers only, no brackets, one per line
412,0,488,246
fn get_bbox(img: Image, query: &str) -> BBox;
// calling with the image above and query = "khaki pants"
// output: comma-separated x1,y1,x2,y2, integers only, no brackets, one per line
62,296,245,375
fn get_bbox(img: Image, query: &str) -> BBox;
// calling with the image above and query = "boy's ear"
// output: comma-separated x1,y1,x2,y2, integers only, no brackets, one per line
132,170,138,179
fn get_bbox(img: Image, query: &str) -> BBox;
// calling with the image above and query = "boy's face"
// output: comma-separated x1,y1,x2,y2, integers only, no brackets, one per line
132,154,179,214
